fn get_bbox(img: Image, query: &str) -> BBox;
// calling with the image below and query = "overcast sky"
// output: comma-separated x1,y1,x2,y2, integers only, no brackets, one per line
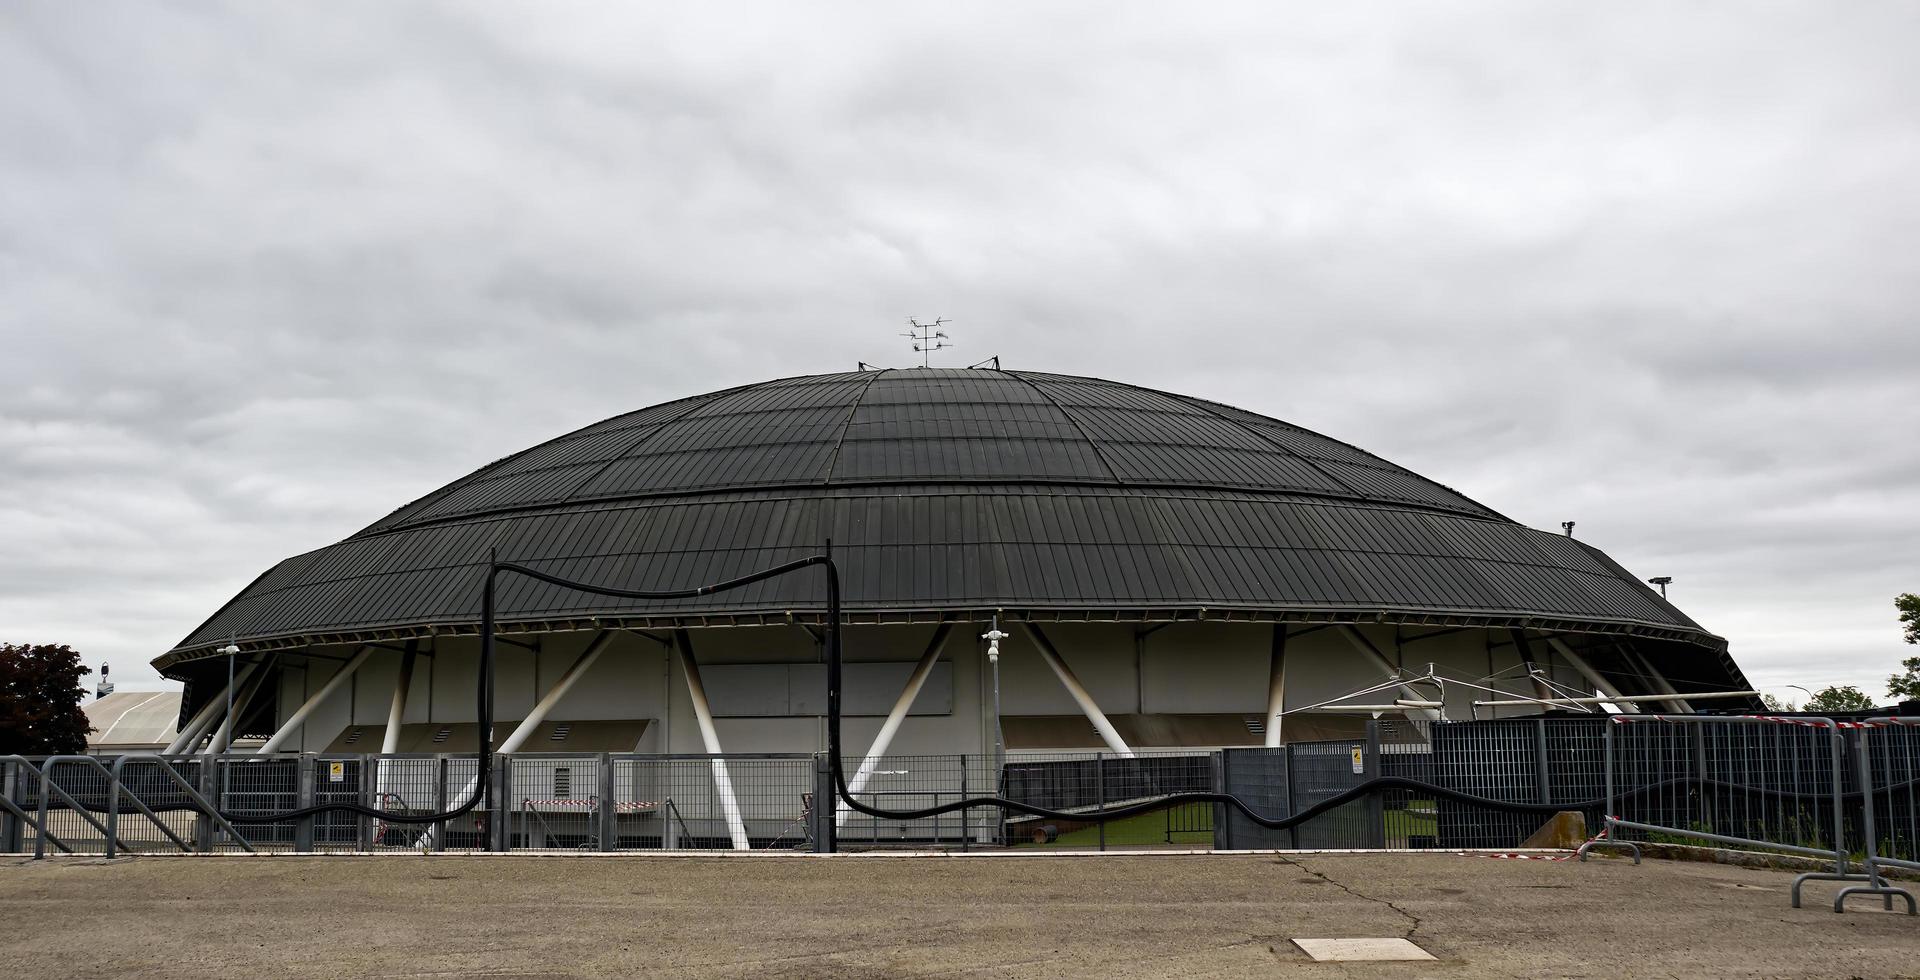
3,2,1915,703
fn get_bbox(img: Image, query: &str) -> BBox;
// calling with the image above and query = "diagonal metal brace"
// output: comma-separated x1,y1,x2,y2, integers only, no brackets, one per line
111,754,257,855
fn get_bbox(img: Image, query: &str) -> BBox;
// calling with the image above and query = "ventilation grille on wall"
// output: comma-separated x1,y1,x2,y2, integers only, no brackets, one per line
431,727,452,744
553,767,572,799
549,724,572,742
344,728,363,745
1244,716,1266,736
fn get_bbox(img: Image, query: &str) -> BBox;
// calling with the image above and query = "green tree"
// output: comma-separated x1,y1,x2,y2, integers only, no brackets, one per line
1900,593,1920,646
0,643,93,755
1889,656,1920,702
1804,685,1876,714
1761,693,1799,713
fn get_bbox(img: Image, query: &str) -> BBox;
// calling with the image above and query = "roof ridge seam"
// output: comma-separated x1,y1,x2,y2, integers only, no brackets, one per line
541,385,742,517
1168,391,1396,512
821,368,890,485
344,476,1514,541
1006,371,1127,486
1169,391,1509,520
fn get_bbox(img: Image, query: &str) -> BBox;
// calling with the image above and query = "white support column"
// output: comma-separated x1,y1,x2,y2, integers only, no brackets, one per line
838,624,952,828
207,665,271,754
673,631,750,850
1624,647,1692,712
1264,625,1287,748
1019,623,1134,758
164,659,262,755
1337,626,1442,722
257,646,374,754
380,644,419,756
498,632,615,754
1545,637,1642,713
425,632,618,850
375,643,421,800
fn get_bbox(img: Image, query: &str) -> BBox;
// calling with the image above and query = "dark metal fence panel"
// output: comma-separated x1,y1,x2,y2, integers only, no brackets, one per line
1431,720,1540,847
1220,747,1291,849
11,719,1909,859
1287,739,1372,848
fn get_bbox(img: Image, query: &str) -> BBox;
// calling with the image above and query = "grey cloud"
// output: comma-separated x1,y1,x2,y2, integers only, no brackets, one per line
2,1,1915,701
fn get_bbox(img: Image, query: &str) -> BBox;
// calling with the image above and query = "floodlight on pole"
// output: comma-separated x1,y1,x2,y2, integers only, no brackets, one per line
1647,576,1672,598
218,642,240,755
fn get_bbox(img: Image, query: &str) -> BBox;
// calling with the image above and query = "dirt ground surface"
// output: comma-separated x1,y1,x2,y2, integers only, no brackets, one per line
1,851,1916,979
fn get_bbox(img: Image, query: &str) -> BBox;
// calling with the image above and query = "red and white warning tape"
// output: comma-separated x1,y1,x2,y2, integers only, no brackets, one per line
519,798,661,812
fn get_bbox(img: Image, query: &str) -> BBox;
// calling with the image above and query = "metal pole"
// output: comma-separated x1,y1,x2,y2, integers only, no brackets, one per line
209,665,271,754
294,754,315,852
1830,729,1847,874
1365,721,1384,849
1096,752,1106,852
0,761,18,854
1535,718,1552,805
226,650,234,752
597,753,615,853
839,624,953,828
166,660,264,755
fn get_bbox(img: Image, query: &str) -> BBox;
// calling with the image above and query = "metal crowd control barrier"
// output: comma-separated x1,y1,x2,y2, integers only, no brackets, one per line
0,757,73,854
1576,714,1914,914
1843,718,1920,914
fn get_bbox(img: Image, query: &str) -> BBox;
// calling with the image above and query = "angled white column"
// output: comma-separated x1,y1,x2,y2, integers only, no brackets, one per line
380,644,419,756
207,665,271,754
838,624,952,828
1336,626,1442,722
673,631,750,850
258,646,374,754
1019,623,1134,757
164,659,262,755
426,632,618,848
1545,637,1642,713
497,632,614,754
1265,626,1288,748
1624,647,1692,712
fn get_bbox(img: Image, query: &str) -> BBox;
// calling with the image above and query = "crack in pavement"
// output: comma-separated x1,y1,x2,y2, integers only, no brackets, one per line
1272,855,1424,941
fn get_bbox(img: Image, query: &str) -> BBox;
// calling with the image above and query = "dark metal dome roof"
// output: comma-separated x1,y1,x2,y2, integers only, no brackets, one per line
159,368,1726,670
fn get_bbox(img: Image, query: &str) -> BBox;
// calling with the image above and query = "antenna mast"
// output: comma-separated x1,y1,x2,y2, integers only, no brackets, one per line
901,317,952,368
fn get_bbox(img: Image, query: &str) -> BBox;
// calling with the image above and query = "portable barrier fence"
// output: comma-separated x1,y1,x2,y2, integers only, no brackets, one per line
1575,714,1917,914
1852,717,1920,911
6,716,1914,861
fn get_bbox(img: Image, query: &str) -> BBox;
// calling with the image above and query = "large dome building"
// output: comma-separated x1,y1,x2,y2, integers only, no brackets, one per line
156,367,1753,764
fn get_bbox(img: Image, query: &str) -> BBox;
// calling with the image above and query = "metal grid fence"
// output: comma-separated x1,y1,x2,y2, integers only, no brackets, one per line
6,715,1916,862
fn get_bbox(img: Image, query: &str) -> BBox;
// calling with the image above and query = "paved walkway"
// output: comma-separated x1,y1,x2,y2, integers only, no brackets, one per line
1,852,1915,977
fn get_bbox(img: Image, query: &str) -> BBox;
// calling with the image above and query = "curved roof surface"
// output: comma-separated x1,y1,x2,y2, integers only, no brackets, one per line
160,369,1722,670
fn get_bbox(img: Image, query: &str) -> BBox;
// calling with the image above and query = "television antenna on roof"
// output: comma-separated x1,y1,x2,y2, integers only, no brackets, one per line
901,317,952,367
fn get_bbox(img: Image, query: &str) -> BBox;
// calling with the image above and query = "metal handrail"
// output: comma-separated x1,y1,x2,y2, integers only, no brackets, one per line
0,757,73,854
31,756,137,858
109,754,257,856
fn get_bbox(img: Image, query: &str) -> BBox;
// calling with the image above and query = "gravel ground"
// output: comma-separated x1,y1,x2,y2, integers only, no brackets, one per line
1,851,1916,978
